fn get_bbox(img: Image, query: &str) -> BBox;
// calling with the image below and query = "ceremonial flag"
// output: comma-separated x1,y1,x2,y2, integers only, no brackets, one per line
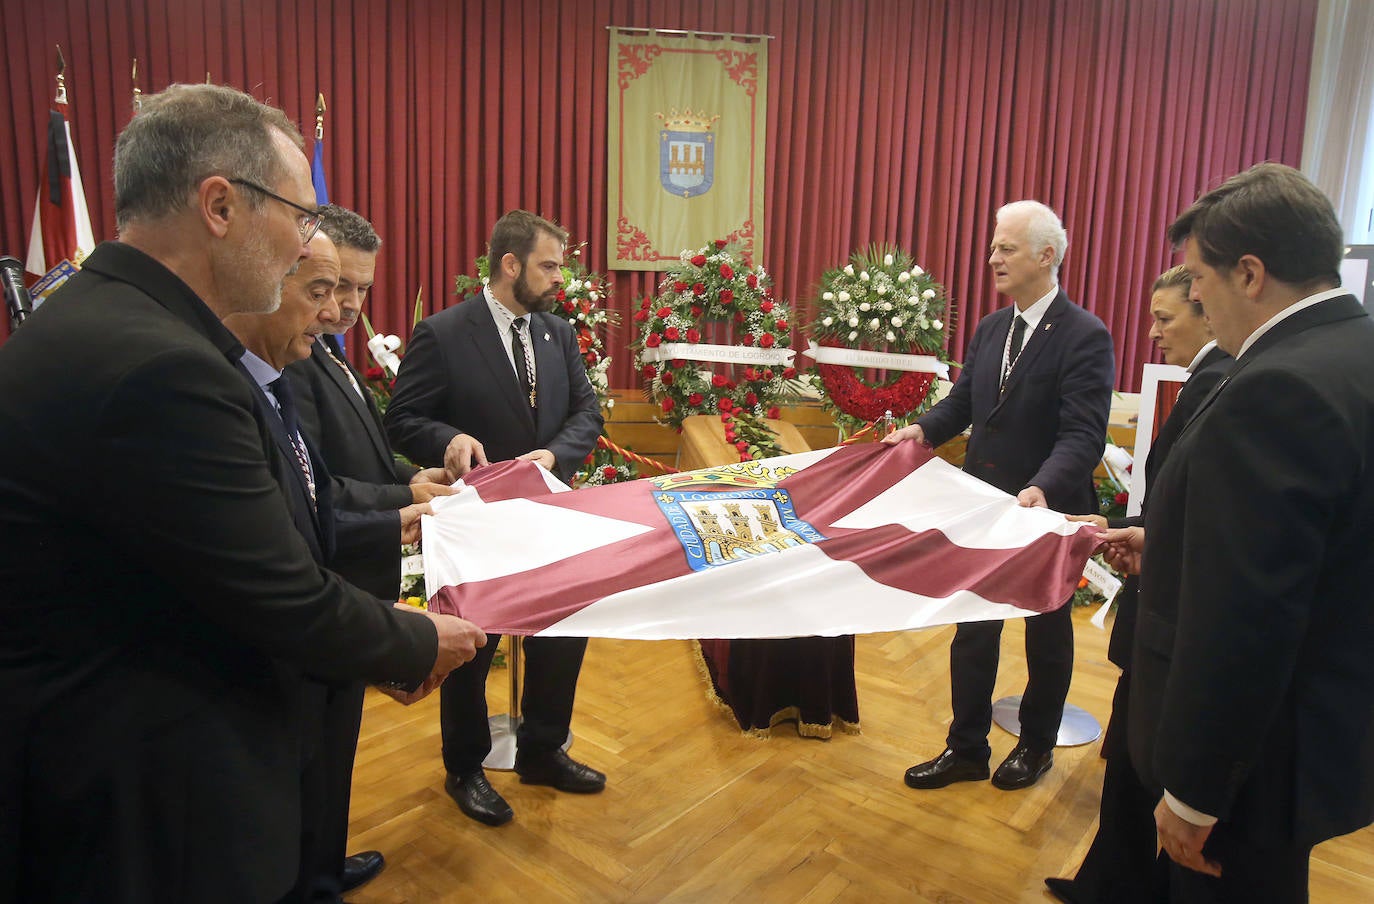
311,139,329,205
422,442,1097,639
607,28,768,269
26,107,95,279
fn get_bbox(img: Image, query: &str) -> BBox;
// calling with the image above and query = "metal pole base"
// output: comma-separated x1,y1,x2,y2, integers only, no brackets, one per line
991,694,1101,747
483,637,574,771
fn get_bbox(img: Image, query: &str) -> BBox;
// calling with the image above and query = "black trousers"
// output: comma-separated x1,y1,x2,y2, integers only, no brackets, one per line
947,600,1074,758
1165,822,1311,904
1065,671,1162,903
440,634,587,775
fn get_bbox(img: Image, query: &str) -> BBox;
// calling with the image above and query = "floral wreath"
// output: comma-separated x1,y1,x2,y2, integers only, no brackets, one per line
804,245,952,437
635,239,798,461
455,242,635,487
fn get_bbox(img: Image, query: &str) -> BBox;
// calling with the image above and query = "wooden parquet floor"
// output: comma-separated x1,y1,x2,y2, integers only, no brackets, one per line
346,610,1374,903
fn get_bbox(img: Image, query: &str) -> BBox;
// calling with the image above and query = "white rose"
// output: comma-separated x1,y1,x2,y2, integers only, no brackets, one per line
911,265,925,275
588,291,599,301
822,291,835,301
606,397,616,409
898,271,910,283
566,279,582,292
859,271,871,282
843,264,855,276
908,295,920,306
869,318,881,329
891,316,903,327
883,253,894,266
838,290,851,302
886,331,896,341
923,288,936,299
848,331,859,341
848,316,859,327
876,285,888,296
919,318,930,329
859,302,870,312
880,301,893,311
933,319,944,330
822,316,834,326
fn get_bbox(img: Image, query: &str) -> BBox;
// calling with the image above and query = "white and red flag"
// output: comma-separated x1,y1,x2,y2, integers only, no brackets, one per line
26,106,95,279
422,442,1098,639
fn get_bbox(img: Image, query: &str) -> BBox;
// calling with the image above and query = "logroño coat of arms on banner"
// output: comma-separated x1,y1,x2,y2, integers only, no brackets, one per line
607,29,769,270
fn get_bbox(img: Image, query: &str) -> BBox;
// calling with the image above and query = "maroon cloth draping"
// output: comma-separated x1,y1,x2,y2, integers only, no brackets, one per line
698,637,860,738
1,1,1315,391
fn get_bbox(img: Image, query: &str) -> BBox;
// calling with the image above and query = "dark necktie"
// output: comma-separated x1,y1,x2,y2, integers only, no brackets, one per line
268,376,316,508
510,320,536,409
1002,314,1027,390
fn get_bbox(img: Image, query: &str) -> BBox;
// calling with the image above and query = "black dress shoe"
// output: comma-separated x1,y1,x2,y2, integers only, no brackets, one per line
992,743,1053,790
340,850,385,892
514,749,606,793
903,748,990,789
445,770,514,826
1043,876,1084,903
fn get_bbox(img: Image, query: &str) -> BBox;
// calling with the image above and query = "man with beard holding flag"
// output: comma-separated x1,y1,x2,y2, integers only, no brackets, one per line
386,209,605,828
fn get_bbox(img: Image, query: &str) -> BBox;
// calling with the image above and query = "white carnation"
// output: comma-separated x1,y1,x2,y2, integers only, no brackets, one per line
923,288,936,299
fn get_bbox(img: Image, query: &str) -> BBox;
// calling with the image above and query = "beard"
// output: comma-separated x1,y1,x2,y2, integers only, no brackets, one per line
512,266,558,313
217,225,287,314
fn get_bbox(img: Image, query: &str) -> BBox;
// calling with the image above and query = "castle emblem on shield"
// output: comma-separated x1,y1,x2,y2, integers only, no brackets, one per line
657,108,720,199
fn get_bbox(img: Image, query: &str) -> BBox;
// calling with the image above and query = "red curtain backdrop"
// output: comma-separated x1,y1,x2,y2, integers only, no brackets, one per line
0,0,1315,391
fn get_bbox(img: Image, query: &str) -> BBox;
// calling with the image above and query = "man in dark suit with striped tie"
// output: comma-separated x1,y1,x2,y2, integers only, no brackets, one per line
886,200,1115,792
386,210,605,827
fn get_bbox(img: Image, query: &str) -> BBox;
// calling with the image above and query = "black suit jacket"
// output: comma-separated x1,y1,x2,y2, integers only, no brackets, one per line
918,289,1115,514
287,342,412,599
1131,295,1374,847
1105,344,1231,668
0,242,437,903
385,294,603,484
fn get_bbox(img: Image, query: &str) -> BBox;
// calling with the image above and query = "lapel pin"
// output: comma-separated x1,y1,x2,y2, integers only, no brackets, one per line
544,332,551,341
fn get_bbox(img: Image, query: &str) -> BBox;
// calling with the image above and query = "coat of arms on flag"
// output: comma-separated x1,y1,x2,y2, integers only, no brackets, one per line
421,442,1099,640
658,109,719,199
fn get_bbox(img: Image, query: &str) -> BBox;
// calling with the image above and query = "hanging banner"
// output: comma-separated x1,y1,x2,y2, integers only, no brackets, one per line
607,28,768,270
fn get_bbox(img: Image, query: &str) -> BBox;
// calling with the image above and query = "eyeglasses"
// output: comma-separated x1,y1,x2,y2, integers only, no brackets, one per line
229,178,323,243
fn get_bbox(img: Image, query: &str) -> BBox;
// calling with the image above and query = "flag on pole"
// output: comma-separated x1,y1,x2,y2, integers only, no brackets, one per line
26,106,95,279
422,442,1098,639
310,92,328,205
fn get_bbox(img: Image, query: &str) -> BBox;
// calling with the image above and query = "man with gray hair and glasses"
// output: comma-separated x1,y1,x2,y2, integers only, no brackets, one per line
0,83,484,904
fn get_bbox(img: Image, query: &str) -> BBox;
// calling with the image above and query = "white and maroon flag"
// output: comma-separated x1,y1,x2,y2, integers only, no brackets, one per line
26,106,95,280
422,441,1098,639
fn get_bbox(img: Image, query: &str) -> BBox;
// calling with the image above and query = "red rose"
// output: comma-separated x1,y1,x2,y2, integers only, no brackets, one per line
691,254,707,267
633,310,648,322
759,334,775,348
760,300,773,313
674,281,688,293
712,374,729,387
562,301,575,313
776,320,789,332
1114,492,1129,505
746,274,759,289
741,334,754,346
686,328,701,343
556,290,566,301
724,428,737,441
762,368,774,380
742,367,757,381
688,392,704,406
642,364,656,379
672,358,687,368
692,282,705,296
720,263,734,280
657,306,672,318
365,366,384,380
665,326,680,341
584,352,597,365
719,289,734,305
767,406,781,419
745,392,758,407
783,367,797,379
584,452,595,464
734,312,745,324
661,397,675,411
601,466,618,480
661,370,674,385
691,305,703,318
645,333,662,347
735,441,748,452
714,239,727,249
640,297,652,309
739,452,753,461
717,398,733,412
719,412,732,422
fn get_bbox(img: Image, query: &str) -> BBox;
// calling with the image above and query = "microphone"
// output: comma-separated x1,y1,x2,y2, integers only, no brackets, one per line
1,256,34,331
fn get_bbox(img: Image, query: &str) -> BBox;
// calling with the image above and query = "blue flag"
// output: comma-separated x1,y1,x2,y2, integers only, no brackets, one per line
311,139,329,205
